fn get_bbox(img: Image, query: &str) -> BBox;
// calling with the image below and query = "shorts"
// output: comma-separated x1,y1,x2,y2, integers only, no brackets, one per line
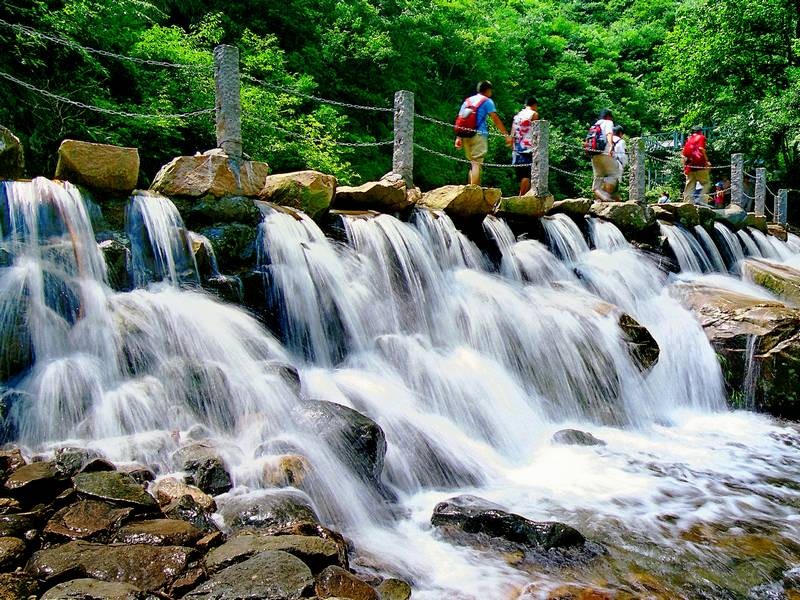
463,134,488,162
513,153,532,182
591,154,619,190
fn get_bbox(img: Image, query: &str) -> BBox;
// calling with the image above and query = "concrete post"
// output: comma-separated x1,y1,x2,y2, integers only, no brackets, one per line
731,153,744,207
213,45,242,161
776,189,788,225
754,167,766,216
392,90,414,187
629,137,646,205
530,120,549,197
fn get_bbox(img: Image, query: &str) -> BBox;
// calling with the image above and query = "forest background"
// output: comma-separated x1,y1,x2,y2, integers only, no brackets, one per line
1,0,799,199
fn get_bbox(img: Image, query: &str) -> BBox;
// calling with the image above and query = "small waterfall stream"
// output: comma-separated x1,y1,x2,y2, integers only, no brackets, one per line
3,179,800,598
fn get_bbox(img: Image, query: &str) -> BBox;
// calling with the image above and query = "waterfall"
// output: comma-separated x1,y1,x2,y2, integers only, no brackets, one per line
737,229,762,257
749,228,781,259
659,222,713,272
541,213,590,261
127,190,199,287
787,233,800,253
413,209,485,270
713,222,746,272
589,217,629,252
482,215,521,279
694,225,727,272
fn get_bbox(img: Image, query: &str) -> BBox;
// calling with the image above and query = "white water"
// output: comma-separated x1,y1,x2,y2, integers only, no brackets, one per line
713,221,746,272
659,222,713,272
738,229,763,257
3,179,800,598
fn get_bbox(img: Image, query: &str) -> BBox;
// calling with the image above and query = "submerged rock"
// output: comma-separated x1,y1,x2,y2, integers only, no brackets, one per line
206,532,344,574
552,429,606,447
315,565,379,600
742,258,800,306
0,125,24,180
419,185,501,222
40,578,144,600
431,495,585,551
184,550,313,599
333,179,411,214
259,170,336,220
618,313,660,371
55,140,139,193
219,489,319,533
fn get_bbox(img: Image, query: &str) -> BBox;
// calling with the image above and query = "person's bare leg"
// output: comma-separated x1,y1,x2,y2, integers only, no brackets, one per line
519,178,530,196
469,161,482,185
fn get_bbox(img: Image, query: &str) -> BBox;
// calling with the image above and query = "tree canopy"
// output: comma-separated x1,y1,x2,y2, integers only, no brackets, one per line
1,0,799,197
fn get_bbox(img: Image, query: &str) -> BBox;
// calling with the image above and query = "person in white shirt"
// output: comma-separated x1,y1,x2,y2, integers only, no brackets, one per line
658,191,671,204
590,109,617,202
610,125,627,202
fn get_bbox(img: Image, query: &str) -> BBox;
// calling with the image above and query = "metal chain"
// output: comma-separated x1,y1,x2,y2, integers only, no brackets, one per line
415,112,509,138
0,70,214,119
242,73,393,113
246,114,393,147
413,143,518,167
0,18,207,70
550,164,586,179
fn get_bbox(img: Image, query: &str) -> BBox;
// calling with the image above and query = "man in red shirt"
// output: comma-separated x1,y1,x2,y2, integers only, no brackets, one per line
681,125,711,203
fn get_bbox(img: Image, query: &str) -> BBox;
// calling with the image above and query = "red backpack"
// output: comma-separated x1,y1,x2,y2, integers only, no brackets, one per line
683,134,705,165
583,122,607,158
454,95,489,138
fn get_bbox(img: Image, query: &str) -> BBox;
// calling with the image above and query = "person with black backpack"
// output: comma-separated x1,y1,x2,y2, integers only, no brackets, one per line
453,81,512,186
584,109,617,202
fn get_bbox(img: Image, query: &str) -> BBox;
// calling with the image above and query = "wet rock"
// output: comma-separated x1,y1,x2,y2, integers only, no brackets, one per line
119,464,156,484
99,239,131,291
545,584,614,600
315,565,379,600
40,578,144,600
54,447,103,477
0,513,36,538
714,203,748,228
589,200,656,236
618,313,660,371
377,578,412,600
163,494,219,533
783,566,800,589
768,223,789,242
181,194,262,227
419,185,500,222
552,429,606,447
259,170,337,221
151,154,269,198
264,360,302,395
199,223,256,272
547,198,593,218
203,275,244,303
55,140,139,193
0,125,24,179
184,550,313,599
171,567,206,597
0,498,20,514
0,537,25,570
206,532,344,574
495,194,554,220
0,448,26,479
431,495,585,551
333,180,411,214
294,400,387,489
0,572,37,600
671,281,800,417
44,499,132,541
150,477,216,512
4,461,65,502
742,258,800,305
72,471,158,510
746,212,769,233
219,489,319,533
172,443,233,496
114,518,203,546
263,454,311,487
197,530,224,551
26,540,194,591
654,202,700,227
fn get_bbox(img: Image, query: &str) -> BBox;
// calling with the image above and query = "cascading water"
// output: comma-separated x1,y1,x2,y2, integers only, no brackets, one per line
713,221,746,272
738,228,763,257
694,224,727,272
659,222,714,272
4,180,800,598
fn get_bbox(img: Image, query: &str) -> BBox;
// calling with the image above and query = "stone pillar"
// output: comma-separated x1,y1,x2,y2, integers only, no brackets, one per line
731,153,744,207
530,120,549,197
754,167,766,216
629,137,646,205
392,90,414,187
776,189,788,225
213,45,242,161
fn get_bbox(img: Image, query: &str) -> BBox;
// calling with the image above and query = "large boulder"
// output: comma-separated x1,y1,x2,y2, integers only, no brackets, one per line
55,140,139,192
198,223,257,272
745,212,769,233
172,443,233,496
431,495,586,552
714,203,748,229
205,532,344,574
114,518,203,546
315,565,379,600
218,489,319,533
0,537,25,571
618,313,660,371
333,179,411,214
0,125,24,180
184,550,313,599
40,579,144,600
419,185,501,222
742,258,800,305
44,499,132,541
495,194,554,220
178,195,263,227
150,476,216,512
72,471,158,511
589,201,655,235
4,461,65,502
653,202,700,227
26,541,194,591
671,281,800,417
151,152,269,198
546,198,593,218
293,400,387,491
259,170,336,220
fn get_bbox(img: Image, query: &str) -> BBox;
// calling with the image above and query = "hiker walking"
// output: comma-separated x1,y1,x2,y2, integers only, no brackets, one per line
511,96,539,196
585,109,617,202
681,125,711,203
454,81,512,186
611,125,627,201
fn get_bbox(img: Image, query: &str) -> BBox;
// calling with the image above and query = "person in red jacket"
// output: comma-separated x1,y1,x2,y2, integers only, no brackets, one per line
681,125,711,203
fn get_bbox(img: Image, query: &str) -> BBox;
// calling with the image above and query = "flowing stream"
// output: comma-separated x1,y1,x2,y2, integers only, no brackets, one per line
2,178,800,598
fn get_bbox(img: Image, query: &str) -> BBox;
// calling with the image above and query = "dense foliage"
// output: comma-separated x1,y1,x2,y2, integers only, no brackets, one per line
1,0,799,198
